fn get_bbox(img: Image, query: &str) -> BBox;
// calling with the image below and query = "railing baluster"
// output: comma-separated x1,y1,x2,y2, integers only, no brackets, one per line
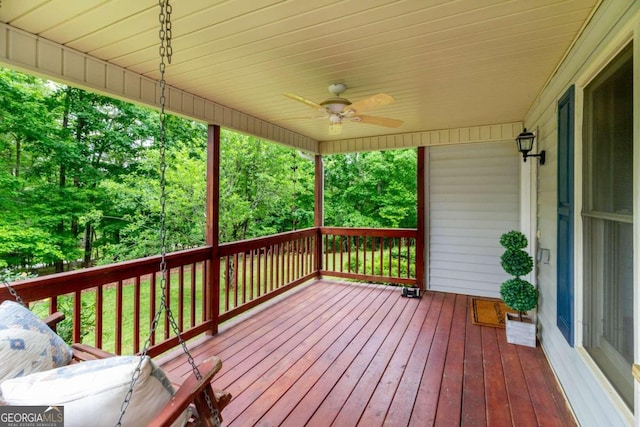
233,253,239,308
116,280,123,354
281,243,285,286
256,248,261,297
178,265,184,332
225,256,231,312
287,241,292,284
149,273,156,345
202,261,207,323
331,234,336,271
324,234,328,271
164,269,171,339
269,245,275,291
73,290,81,344
407,238,411,278
134,275,141,353
50,296,58,318
96,286,103,348
339,235,343,272
388,239,393,277
190,263,196,327
242,252,247,304
364,236,368,275
250,249,255,300
296,239,301,279
347,236,352,273
396,238,401,277
355,236,360,275
379,237,384,276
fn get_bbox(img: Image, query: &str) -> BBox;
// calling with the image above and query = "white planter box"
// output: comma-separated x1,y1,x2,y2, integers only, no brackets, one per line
505,313,536,347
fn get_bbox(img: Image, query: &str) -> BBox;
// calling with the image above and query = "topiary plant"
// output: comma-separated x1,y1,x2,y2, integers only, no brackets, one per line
499,230,538,320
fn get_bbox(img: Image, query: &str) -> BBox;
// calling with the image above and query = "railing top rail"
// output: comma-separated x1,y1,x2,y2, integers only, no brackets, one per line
219,227,316,256
0,246,212,303
320,227,417,238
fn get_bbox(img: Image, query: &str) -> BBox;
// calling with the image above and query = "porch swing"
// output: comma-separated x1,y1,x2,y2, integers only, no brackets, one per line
0,2,230,426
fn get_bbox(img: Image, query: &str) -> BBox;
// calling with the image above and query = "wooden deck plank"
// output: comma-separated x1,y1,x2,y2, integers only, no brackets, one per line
323,293,419,426
158,281,577,427
286,287,402,427
159,279,341,376
245,286,402,425
213,283,365,388
481,326,512,426
461,303,487,427
535,346,578,426
496,326,538,426
223,284,388,424
434,293,467,426
356,291,434,426
518,345,576,427
409,292,455,426
383,292,444,426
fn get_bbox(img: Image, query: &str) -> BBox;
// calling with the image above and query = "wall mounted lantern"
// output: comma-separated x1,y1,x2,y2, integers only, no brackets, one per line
516,128,545,165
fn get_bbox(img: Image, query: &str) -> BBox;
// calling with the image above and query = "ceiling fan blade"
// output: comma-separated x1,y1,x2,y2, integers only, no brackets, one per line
283,93,325,111
345,93,395,114
354,114,403,128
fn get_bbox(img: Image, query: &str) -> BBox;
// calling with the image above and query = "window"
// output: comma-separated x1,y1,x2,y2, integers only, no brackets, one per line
582,44,634,409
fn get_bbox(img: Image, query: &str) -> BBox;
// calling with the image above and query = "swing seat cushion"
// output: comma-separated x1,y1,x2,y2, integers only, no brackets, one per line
0,355,189,427
0,301,73,382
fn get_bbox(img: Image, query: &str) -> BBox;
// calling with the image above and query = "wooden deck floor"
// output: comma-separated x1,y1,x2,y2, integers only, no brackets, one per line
159,280,576,426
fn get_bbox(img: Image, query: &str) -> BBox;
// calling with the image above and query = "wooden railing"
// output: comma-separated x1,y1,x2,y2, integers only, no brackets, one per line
0,247,213,357
0,226,418,357
320,227,417,286
217,227,318,322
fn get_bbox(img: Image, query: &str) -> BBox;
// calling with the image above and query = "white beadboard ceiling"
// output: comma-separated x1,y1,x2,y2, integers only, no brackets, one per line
0,0,599,147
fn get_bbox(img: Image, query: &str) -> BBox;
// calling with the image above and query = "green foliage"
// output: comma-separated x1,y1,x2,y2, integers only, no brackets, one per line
0,67,416,273
219,131,314,243
49,295,95,345
0,225,64,267
498,230,537,313
324,150,417,228
499,230,528,250
500,278,539,313
500,249,533,277
343,244,415,282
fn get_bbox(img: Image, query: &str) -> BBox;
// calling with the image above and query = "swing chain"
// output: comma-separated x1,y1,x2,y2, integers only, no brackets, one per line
117,1,219,425
2,277,25,307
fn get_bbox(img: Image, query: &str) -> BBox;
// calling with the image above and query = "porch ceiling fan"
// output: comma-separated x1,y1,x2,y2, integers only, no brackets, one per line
283,83,403,135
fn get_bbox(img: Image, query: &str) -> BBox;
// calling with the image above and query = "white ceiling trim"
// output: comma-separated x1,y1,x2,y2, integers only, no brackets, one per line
320,122,523,155
0,22,319,154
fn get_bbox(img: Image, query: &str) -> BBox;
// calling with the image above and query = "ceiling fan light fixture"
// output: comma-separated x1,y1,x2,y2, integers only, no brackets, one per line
328,113,342,124
321,97,351,113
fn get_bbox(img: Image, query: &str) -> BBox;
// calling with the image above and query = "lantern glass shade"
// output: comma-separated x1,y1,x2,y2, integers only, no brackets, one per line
516,129,535,155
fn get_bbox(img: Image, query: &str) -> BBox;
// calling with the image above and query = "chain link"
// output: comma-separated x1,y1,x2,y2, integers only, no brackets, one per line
2,277,25,307
116,1,218,425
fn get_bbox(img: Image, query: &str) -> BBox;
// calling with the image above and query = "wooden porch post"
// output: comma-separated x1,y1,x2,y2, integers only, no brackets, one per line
314,154,323,274
416,146,426,290
206,124,221,334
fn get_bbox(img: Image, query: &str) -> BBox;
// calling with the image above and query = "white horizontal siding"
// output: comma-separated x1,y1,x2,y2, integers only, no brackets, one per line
524,0,639,425
428,140,519,297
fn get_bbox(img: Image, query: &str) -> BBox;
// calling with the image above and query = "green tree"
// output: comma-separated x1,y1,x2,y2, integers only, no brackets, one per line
324,149,417,228
219,131,314,243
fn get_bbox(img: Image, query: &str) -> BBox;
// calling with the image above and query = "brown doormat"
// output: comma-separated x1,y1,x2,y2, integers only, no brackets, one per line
470,297,515,328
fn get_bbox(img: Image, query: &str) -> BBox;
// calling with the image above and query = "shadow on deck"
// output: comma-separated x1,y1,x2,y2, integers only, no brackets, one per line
158,279,576,426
